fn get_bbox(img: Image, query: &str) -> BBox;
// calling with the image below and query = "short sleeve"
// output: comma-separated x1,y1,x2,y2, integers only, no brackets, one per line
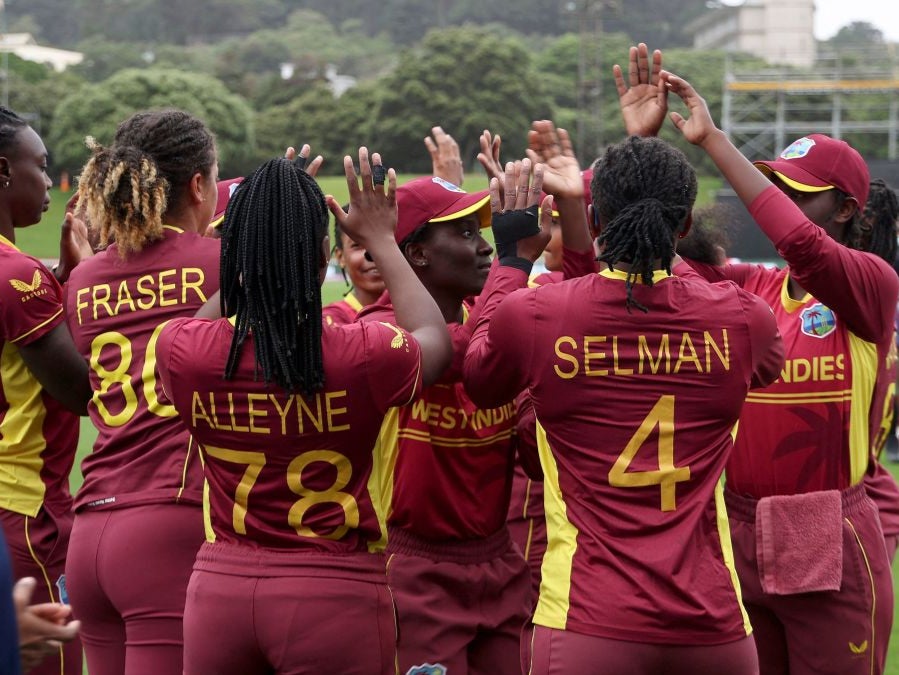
0,254,64,345
362,320,423,409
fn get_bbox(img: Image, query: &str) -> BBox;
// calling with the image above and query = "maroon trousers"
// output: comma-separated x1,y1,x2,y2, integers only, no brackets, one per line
65,503,203,675
0,504,82,675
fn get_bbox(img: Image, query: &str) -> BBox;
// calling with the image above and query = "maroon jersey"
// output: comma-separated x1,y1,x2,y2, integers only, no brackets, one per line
64,227,220,511
322,292,363,328
464,267,783,643
360,264,528,541
680,186,899,497
156,316,422,553
0,235,78,516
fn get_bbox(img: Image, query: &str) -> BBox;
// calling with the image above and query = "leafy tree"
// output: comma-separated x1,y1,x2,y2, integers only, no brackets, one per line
71,38,150,82
373,26,551,174
253,82,341,165
47,68,255,177
828,21,885,47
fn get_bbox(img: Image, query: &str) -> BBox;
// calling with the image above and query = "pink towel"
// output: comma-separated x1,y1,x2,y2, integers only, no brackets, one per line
756,490,843,595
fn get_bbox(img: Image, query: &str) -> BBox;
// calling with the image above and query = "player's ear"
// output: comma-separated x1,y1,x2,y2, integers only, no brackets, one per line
679,211,693,239
588,204,601,239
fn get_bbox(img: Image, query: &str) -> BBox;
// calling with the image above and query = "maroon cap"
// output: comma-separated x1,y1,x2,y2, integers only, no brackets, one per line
395,176,490,245
754,134,870,208
210,177,244,228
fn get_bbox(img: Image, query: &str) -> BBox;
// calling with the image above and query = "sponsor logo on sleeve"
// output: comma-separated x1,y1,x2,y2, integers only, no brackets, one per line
431,176,464,193
9,270,48,303
380,322,410,351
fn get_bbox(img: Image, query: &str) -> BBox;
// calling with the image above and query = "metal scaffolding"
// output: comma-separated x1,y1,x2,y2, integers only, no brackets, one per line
722,52,899,160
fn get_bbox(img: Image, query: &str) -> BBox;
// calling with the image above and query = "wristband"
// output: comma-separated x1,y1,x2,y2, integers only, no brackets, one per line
492,205,540,260
498,256,533,274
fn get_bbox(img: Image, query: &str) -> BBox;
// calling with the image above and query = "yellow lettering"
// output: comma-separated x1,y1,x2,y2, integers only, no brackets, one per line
612,336,633,375
297,395,324,433
182,268,207,304
158,269,177,307
136,274,156,310
325,390,350,431
638,334,670,374
227,393,249,432
793,358,811,382
269,395,294,435
75,288,89,325
836,354,845,380
208,393,231,431
411,399,429,423
426,403,440,426
554,336,579,379
704,329,730,372
192,391,215,428
247,393,270,434
674,332,703,374
584,336,608,376
439,406,457,430
475,409,492,430
92,283,113,320
819,355,835,381
113,280,136,315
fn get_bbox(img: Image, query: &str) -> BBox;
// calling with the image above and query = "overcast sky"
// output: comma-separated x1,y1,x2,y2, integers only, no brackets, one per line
814,0,899,42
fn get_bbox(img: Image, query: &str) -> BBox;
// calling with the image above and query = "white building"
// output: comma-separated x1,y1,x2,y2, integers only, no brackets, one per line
0,33,83,72
686,0,816,68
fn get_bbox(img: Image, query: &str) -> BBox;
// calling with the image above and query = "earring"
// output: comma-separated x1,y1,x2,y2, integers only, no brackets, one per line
415,260,428,267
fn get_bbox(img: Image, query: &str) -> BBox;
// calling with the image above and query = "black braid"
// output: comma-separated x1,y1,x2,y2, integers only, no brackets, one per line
0,106,28,155
592,136,698,313
863,179,898,264
220,158,327,396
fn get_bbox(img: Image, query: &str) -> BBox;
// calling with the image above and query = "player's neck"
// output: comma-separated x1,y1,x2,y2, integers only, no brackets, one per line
425,286,465,324
787,275,807,301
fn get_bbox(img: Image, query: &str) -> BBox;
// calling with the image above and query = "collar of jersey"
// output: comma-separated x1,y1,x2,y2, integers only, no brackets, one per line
599,267,673,284
162,224,185,234
0,233,18,251
780,273,811,312
343,292,363,312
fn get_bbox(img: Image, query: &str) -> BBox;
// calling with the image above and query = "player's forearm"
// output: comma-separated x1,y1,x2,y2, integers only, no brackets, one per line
701,130,771,210
558,197,593,253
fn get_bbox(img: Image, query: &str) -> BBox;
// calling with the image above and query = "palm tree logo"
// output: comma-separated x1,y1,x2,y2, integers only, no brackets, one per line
800,303,836,338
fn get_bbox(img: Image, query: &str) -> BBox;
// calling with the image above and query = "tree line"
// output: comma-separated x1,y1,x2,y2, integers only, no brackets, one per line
4,4,893,182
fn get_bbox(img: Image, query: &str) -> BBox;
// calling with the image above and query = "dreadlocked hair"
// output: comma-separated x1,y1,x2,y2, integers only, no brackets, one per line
76,109,215,258
863,179,898,264
220,158,328,396
592,136,698,313
0,106,28,155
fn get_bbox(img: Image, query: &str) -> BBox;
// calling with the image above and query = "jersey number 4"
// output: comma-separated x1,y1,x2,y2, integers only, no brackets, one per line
608,395,690,512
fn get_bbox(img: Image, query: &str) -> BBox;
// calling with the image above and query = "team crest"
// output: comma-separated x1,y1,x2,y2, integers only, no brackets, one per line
800,302,836,338
780,137,815,160
406,665,447,675
431,176,465,193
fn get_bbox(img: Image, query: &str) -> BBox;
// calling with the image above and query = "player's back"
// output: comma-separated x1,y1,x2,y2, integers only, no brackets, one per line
526,269,777,643
65,227,220,511
157,316,422,555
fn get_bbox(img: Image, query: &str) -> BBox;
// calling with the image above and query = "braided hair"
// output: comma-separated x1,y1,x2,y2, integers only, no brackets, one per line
0,106,28,155
862,179,899,264
220,158,328,396
592,136,698,312
77,109,216,257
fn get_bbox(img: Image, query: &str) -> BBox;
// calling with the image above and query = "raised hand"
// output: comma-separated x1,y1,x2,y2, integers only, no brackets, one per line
526,120,584,200
614,43,667,138
287,143,324,177
489,158,553,264
55,211,93,283
426,126,464,187
661,70,719,147
477,129,504,184
328,147,397,252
